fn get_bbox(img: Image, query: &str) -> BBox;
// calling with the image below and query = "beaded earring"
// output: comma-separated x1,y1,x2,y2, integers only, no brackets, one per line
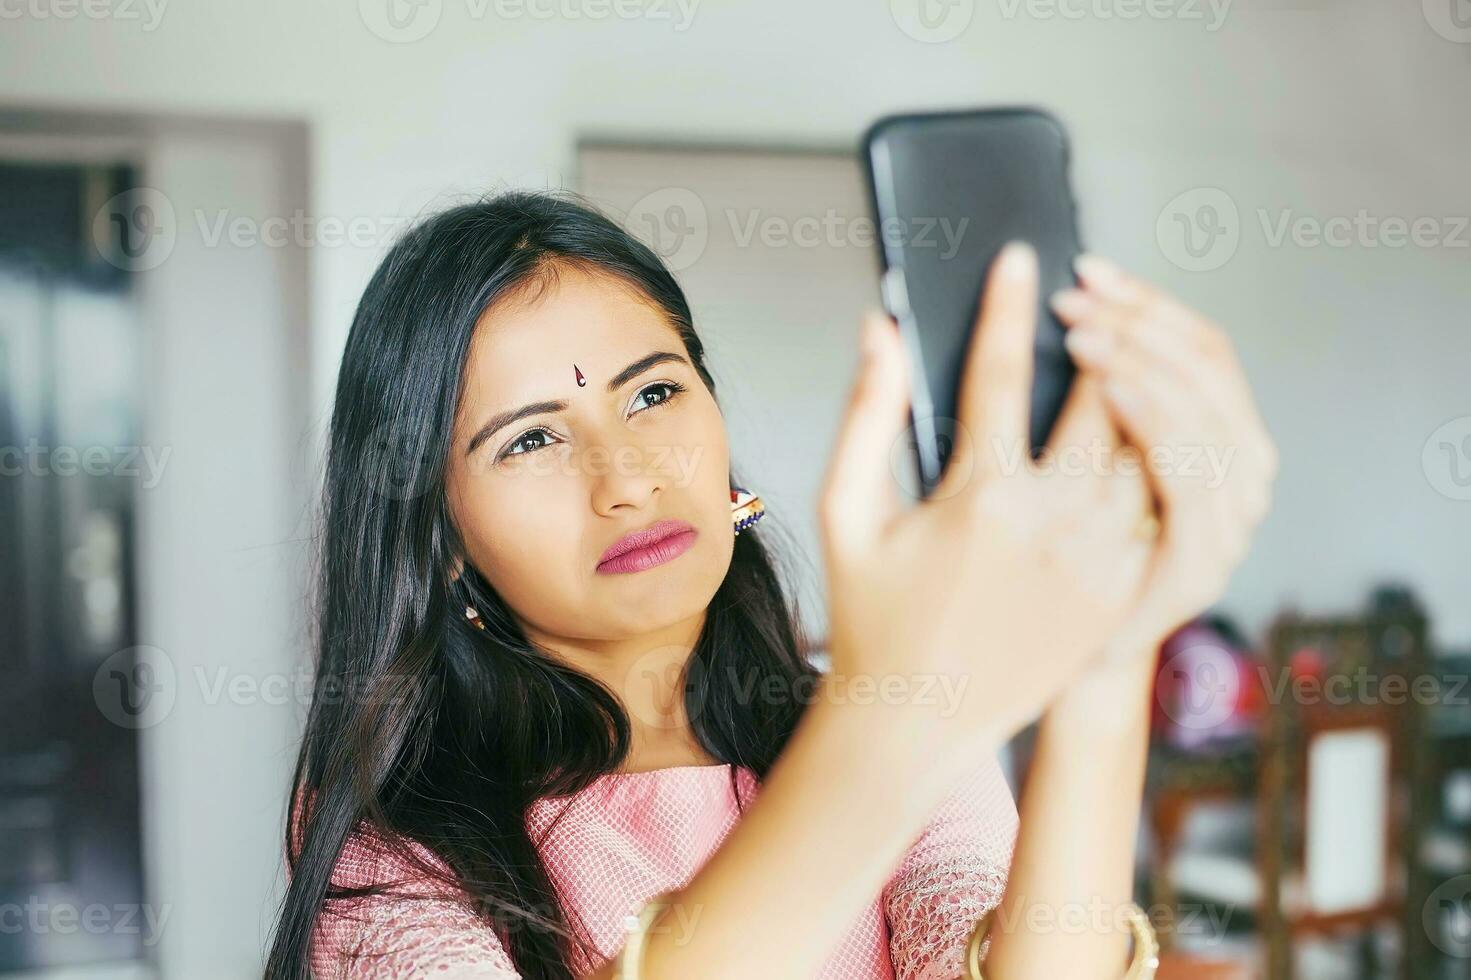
731,486,765,536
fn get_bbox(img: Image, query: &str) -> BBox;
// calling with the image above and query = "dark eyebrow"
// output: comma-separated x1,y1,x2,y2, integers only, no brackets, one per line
605,350,688,394
464,350,691,457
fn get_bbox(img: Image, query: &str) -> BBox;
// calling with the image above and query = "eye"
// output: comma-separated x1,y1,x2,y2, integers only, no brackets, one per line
629,380,687,416
493,380,687,465
496,427,559,463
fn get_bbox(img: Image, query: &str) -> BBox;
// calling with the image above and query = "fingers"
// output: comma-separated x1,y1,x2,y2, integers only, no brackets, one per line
1037,372,1140,526
1051,283,1234,412
1102,362,1241,617
818,310,910,557
945,242,1039,489
1095,342,1227,512
1066,455,1155,610
1056,255,1267,445
1074,255,1209,342
1041,255,1280,651
1044,370,1119,457
1051,257,1278,519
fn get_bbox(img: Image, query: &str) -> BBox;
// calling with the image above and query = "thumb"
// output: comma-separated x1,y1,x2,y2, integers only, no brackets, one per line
818,310,910,554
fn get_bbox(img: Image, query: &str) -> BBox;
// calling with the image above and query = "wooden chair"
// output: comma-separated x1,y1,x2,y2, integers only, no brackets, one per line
1156,951,1254,979
1410,652,1471,974
1152,609,1431,980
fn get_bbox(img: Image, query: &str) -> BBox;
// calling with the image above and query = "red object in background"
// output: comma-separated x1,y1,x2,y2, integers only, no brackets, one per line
1289,644,1326,681
1151,617,1267,750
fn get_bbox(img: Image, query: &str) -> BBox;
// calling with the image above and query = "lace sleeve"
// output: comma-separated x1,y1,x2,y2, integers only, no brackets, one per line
883,752,1020,980
310,826,520,979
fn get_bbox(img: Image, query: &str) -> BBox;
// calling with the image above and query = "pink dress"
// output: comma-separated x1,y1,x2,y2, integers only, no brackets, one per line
309,755,1018,979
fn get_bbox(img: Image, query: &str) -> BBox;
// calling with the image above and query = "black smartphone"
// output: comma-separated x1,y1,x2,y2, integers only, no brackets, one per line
860,106,1083,498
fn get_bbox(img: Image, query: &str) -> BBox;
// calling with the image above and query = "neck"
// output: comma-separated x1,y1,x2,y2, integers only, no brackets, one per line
526,608,721,773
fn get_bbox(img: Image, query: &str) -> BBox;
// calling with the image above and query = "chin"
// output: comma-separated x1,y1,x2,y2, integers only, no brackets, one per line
605,546,722,620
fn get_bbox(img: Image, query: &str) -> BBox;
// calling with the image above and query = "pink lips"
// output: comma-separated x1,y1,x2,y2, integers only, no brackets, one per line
596,519,698,575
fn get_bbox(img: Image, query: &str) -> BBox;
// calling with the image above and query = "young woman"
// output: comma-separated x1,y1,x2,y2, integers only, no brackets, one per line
265,191,1275,980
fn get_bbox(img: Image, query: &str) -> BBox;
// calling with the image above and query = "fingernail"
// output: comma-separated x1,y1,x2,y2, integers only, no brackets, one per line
1074,253,1117,282
997,241,1037,280
1065,327,1113,365
1050,288,1095,321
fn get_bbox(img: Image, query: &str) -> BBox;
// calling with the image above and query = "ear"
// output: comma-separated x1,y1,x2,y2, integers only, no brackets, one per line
448,552,465,583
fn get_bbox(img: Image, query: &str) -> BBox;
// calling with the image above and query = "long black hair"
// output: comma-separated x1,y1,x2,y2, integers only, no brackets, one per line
264,190,820,979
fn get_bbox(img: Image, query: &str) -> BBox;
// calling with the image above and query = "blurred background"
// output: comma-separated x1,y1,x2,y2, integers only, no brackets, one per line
0,0,1468,977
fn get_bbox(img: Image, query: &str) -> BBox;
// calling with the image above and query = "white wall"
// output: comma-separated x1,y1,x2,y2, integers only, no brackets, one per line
131,129,310,978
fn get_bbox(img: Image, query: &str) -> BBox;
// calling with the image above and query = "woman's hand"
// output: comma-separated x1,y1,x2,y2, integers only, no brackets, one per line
969,260,1278,980
816,242,1153,758
1050,255,1279,673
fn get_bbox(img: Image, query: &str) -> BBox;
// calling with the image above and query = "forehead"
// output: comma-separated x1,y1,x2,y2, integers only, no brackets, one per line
460,264,681,407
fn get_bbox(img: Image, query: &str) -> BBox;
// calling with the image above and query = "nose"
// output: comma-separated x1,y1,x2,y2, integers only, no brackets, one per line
587,432,669,517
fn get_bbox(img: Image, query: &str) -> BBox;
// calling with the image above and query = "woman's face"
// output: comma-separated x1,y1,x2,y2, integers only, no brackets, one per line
446,262,733,643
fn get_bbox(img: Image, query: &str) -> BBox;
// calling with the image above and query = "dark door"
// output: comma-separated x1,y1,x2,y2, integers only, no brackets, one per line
0,160,148,972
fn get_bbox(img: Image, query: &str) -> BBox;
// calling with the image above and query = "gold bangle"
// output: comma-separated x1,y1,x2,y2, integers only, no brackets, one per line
965,909,995,979
966,902,1160,980
613,891,675,980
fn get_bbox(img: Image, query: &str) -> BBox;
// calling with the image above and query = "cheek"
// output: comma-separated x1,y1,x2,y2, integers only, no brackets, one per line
669,398,730,493
456,471,585,614
676,405,735,564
